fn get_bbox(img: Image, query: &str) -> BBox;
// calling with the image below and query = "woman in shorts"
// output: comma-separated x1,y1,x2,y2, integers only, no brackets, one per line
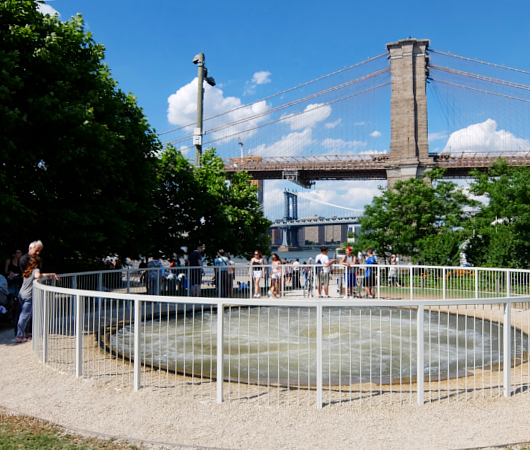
269,254,282,298
250,250,264,298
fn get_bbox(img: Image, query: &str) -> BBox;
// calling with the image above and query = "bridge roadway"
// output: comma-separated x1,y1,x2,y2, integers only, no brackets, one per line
223,151,530,187
270,216,361,228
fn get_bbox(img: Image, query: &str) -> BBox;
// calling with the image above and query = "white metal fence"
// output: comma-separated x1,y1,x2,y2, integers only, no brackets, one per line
32,264,530,408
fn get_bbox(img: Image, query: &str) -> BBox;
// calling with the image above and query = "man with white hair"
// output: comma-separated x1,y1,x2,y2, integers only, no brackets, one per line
19,240,44,273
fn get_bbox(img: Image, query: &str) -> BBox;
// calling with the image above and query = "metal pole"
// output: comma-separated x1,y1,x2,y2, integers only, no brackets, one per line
417,304,425,405
503,301,511,397
133,298,141,391
217,303,225,403
43,291,48,363
195,53,205,166
316,303,323,409
126,267,130,294
75,294,83,377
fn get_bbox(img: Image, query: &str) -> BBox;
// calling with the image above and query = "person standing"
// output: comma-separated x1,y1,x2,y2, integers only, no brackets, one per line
250,250,264,298
16,256,59,343
189,244,204,297
292,259,301,289
388,254,401,287
147,253,164,295
19,241,44,273
4,249,23,296
340,247,357,298
364,248,377,298
269,254,282,299
315,246,336,298
214,249,230,298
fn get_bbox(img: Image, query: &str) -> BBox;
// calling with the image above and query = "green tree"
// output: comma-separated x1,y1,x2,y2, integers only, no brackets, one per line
0,1,161,271
464,159,530,268
154,147,272,262
357,169,475,263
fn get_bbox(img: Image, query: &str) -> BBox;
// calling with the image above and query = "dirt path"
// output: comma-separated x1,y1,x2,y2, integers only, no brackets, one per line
1,329,530,450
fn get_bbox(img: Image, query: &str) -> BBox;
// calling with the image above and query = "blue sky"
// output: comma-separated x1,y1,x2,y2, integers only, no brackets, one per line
40,0,530,219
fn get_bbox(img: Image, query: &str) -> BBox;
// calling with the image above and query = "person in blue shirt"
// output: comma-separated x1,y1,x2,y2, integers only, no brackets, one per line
364,248,377,298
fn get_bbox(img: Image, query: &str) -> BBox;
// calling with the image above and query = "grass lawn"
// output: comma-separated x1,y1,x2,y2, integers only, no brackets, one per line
0,408,143,450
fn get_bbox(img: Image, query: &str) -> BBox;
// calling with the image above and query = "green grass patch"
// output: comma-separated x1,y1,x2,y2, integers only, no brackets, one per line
0,408,141,450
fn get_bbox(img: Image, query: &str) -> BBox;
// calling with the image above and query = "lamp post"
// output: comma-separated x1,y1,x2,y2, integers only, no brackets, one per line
192,53,216,166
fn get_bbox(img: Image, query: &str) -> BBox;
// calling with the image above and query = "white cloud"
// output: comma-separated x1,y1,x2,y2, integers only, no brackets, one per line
252,71,272,85
359,149,388,155
244,71,272,95
354,121,365,126
37,2,60,16
443,119,530,153
428,131,448,142
370,130,381,137
321,138,366,150
282,103,332,131
167,78,269,142
324,118,342,129
251,128,315,157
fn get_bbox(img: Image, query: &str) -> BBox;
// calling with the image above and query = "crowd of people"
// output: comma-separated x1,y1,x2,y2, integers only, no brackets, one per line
0,242,399,343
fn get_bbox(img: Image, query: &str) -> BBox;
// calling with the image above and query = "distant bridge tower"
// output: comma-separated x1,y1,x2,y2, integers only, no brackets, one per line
280,190,300,248
386,38,433,186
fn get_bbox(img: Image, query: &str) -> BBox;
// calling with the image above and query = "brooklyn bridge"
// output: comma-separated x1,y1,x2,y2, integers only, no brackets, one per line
160,38,530,246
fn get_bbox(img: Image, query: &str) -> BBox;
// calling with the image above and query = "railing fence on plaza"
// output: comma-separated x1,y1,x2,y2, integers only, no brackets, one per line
32,264,530,408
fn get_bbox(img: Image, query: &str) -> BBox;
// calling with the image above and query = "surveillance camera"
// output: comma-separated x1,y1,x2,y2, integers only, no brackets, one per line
192,54,201,64
205,76,216,86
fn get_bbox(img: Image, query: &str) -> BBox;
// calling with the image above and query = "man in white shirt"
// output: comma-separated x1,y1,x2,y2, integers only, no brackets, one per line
315,246,336,298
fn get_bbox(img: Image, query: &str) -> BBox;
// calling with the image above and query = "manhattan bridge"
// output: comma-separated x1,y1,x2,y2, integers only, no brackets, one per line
160,39,530,248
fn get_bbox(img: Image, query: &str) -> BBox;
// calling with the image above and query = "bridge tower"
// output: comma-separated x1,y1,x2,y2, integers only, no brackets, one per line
279,190,301,249
386,38,433,185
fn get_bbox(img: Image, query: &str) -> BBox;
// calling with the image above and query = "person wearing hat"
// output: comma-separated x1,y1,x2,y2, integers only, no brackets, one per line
340,247,358,298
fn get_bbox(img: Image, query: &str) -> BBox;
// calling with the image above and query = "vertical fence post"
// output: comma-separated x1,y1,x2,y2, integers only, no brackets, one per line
503,300,512,397
417,304,425,405
443,268,446,301
127,267,130,294
217,303,225,403
506,269,511,298
75,294,83,377
316,303,323,409
475,268,479,299
133,298,141,391
97,272,102,292
72,275,77,291
42,290,48,363
410,267,413,300
377,266,380,299
156,270,160,296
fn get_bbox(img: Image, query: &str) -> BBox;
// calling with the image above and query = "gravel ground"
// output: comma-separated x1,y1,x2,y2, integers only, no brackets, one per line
2,329,530,450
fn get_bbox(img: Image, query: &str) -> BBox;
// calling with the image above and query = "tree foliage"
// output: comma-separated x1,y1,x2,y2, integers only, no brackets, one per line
464,159,530,269
154,147,272,262
356,169,476,264
0,1,161,270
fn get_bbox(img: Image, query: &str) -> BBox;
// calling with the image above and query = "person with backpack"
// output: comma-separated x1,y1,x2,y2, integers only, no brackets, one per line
214,249,230,298
364,248,377,298
315,246,336,298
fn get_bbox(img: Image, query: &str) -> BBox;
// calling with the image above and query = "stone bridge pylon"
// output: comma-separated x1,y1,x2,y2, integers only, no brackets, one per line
385,38,432,185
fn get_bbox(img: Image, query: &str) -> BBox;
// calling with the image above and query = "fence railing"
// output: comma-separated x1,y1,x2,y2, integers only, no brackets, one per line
32,264,530,408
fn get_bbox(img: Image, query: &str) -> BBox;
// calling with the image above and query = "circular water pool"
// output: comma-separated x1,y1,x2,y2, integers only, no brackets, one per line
109,306,527,385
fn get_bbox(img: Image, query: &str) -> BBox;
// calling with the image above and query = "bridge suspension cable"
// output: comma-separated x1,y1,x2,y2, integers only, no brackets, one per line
430,79,530,104
294,192,362,213
158,52,389,136
430,49,530,76
430,65,530,92
174,81,391,152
